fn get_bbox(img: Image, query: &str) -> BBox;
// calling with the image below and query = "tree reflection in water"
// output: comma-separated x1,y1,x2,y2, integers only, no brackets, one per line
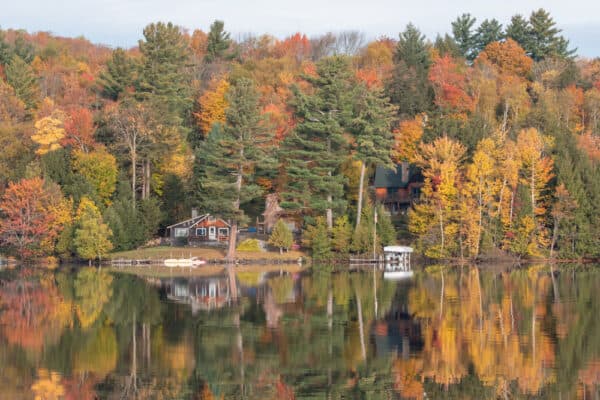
0,265,599,398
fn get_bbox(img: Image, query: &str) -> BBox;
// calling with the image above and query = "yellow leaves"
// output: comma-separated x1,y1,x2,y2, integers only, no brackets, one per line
31,369,65,400
32,115,65,155
72,149,118,206
194,78,230,135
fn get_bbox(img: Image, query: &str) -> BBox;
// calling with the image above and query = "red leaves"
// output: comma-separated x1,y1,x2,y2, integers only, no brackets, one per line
62,107,97,151
429,55,475,114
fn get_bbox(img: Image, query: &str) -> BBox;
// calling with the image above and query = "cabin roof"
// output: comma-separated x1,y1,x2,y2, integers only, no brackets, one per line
374,164,420,188
166,214,230,229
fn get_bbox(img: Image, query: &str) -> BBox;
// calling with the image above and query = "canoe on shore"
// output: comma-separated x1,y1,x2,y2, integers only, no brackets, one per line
164,258,207,267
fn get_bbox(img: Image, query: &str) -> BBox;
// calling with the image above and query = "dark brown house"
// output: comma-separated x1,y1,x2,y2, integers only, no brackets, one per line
166,213,230,244
373,162,423,214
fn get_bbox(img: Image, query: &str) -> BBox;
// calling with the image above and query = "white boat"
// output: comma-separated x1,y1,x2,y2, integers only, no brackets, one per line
164,257,207,267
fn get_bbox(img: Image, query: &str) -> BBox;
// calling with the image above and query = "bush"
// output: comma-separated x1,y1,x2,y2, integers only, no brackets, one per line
237,238,262,252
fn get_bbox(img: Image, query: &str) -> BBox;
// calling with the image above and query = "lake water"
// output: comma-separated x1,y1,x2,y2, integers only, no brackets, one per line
0,264,599,399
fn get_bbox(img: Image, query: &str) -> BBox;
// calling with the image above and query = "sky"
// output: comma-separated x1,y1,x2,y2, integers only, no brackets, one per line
2,0,600,57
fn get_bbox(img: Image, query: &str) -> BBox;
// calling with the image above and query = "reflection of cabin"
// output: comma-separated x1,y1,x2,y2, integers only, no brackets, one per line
167,277,231,313
165,211,230,244
257,193,300,234
373,162,423,214
372,290,423,358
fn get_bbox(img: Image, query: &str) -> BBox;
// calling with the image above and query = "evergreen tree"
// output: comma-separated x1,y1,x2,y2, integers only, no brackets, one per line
350,83,395,227
474,19,503,54
74,197,113,265
527,9,576,61
281,56,353,229
204,20,234,63
136,22,191,121
12,31,35,63
98,48,138,101
268,219,293,254
451,13,477,60
0,29,12,65
386,23,433,118
195,78,274,259
505,14,531,53
376,204,396,246
434,34,461,58
5,55,39,111
304,217,331,261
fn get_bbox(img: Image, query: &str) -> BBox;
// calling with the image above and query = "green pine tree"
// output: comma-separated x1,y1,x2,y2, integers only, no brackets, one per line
451,13,477,60
268,219,294,254
386,23,433,118
195,78,274,260
474,19,504,53
304,217,331,261
351,83,396,228
505,15,531,53
527,9,576,61
0,29,12,65
281,56,353,229
98,48,138,101
74,198,114,265
204,20,235,63
376,204,397,246
5,55,39,111
136,22,191,122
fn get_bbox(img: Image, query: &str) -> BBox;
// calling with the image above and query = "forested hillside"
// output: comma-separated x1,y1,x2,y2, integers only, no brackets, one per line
0,9,598,261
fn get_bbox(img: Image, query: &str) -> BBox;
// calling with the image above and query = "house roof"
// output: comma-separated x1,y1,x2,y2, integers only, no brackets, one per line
373,164,421,188
166,214,230,229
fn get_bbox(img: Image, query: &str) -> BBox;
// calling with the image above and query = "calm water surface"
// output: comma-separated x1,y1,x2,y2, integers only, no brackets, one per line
0,264,599,399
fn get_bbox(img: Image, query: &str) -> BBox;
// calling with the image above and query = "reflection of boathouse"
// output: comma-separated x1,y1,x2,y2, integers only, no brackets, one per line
166,277,231,313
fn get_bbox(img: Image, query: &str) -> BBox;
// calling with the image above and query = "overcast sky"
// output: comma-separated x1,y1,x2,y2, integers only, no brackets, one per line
2,0,600,57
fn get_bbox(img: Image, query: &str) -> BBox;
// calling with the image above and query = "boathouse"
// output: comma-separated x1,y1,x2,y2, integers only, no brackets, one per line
165,211,230,245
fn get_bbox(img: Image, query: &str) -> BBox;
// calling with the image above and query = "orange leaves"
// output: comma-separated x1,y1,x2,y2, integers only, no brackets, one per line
429,55,475,114
477,39,533,78
577,131,600,162
274,33,311,62
62,107,97,151
0,178,64,258
262,102,294,141
393,115,424,163
194,78,230,136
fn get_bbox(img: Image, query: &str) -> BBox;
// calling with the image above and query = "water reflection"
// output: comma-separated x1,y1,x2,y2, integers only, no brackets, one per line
0,265,599,399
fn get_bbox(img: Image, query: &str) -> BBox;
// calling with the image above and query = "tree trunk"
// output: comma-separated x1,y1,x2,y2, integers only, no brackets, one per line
227,223,238,261
227,158,244,261
550,216,560,259
356,161,366,229
131,141,137,208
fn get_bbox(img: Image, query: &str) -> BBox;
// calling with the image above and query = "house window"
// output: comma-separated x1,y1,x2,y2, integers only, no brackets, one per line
208,215,216,223
218,228,229,236
174,228,189,237
196,228,207,236
411,187,420,197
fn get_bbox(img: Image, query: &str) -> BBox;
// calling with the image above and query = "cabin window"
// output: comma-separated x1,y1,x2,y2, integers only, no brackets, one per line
174,228,189,237
218,228,229,236
196,228,206,236
411,187,420,197
208,215,216,222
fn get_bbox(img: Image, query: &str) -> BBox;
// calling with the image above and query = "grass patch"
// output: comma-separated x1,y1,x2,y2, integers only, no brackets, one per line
108,246,306,261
